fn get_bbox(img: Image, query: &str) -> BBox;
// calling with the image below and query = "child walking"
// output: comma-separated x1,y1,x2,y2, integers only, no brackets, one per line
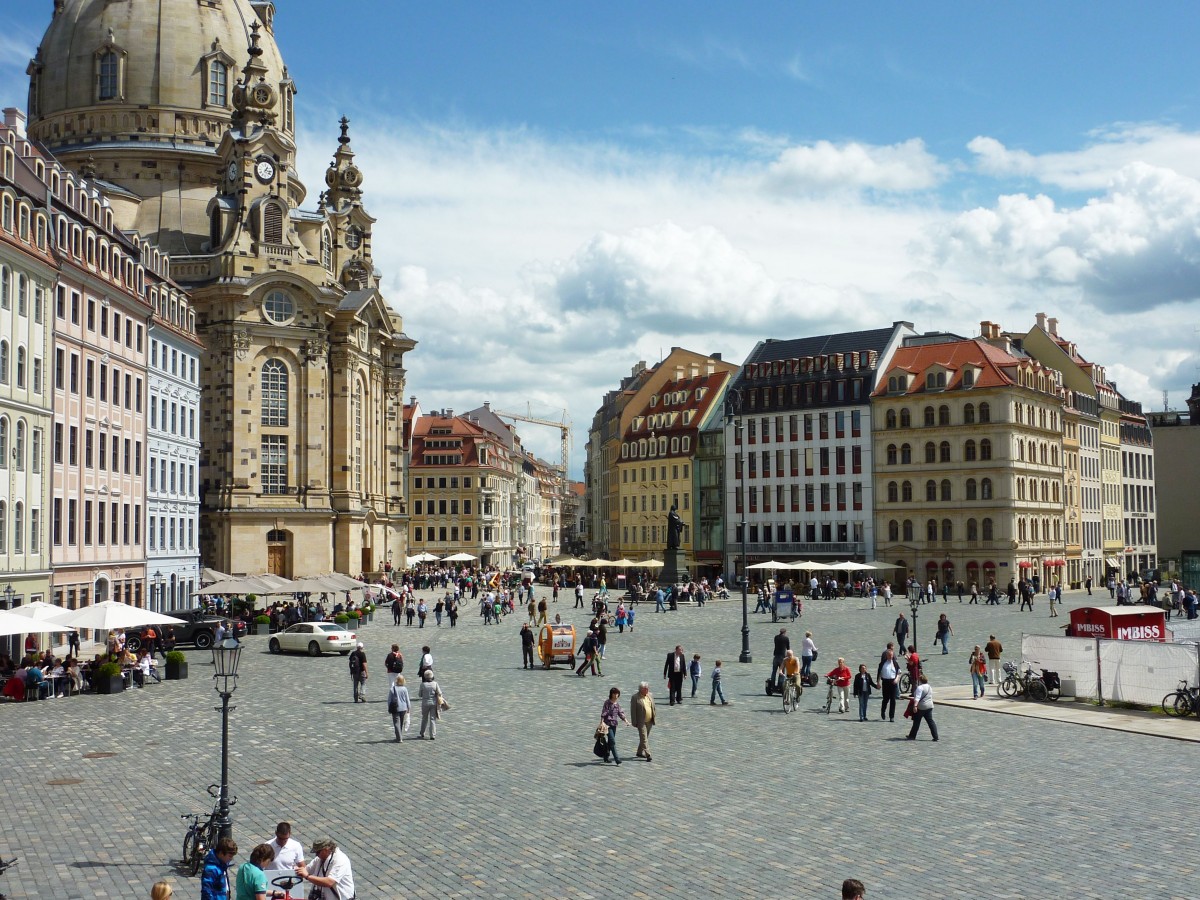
710,659,728,705
689,654,702,697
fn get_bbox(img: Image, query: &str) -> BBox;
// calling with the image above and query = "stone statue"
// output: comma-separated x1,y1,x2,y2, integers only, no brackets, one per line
667,504,684,550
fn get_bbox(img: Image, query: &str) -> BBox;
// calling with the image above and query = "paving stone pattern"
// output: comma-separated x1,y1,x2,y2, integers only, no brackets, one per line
0,587,1195,899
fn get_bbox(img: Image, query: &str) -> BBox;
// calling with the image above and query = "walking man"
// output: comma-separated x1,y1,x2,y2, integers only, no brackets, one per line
348,641,368,703
520,622,536,669
664,644,686,705
631,681,656,761
877,646,900,722
892,612,909,653
574,581,584,608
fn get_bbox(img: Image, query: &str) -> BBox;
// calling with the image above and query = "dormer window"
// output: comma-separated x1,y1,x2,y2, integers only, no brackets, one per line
209,61,229,107
962,369,975,388
97,51,119,100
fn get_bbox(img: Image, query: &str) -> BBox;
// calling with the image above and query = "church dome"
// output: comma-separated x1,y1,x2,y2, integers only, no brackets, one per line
27,0,296,252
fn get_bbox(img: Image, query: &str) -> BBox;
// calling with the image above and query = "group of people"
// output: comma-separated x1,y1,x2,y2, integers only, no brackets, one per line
187,821,354,900
345,640,448,743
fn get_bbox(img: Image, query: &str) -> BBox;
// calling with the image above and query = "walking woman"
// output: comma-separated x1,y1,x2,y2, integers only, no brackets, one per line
600,686,629,764
968,646,987,699
935,614,954,654
417,670,447,740
905,674,939,741
388,675,411,742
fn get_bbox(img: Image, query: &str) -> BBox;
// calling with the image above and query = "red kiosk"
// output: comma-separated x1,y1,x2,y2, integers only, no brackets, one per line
1068,606,1167,642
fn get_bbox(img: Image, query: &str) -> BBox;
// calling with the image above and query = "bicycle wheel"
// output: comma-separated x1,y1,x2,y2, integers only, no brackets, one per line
782,685,791,714
1173,692,1192,717
998,676,1020,698
790,686,799,712
1027,680,1049,702
184,829,201,877
898,673,913,694
1045,683,1061,702
1162,692,1184,716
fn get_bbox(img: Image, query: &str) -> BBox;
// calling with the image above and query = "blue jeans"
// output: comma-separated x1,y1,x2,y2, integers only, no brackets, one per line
801,656,812,676
711,680,726,703
606,725,620,763
858,692,870,720
690,674,699,697
971,671,986,698
939,633,949,654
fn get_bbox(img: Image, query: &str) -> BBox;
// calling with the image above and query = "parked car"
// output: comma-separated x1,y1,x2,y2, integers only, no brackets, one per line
268,622,357,656
126,609,247,651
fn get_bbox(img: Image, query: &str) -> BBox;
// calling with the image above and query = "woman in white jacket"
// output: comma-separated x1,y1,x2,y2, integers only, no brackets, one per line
905,674,939,742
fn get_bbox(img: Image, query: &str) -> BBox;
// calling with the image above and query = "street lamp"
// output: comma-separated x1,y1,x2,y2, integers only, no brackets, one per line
1,584,13,610
153,570,164,613
907,578,921,650
211,636,242,843
725,394,751,664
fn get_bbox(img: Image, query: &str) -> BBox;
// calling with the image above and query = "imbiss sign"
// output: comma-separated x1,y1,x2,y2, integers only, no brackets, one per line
1069,607,1167,642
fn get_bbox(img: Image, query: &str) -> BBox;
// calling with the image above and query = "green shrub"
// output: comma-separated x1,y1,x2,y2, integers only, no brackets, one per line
165,651,187,666
254,615,270,624
97,661,122,680
334,613,349,624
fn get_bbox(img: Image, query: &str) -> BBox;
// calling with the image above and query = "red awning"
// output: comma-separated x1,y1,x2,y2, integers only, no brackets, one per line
1046,559,1065,567
982,561,996,571
1018,561,1033,568
925,560,939,571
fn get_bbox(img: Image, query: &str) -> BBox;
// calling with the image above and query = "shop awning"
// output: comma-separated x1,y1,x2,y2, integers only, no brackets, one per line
1105,557,1122,568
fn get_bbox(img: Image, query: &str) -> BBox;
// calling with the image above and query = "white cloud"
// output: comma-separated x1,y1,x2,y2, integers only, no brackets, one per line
764,138,945,193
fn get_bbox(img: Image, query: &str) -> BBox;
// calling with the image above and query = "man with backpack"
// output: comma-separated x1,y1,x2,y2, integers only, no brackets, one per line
348,642,368,703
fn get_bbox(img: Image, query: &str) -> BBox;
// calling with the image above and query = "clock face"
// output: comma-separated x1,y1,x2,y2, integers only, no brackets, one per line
227,161,238,183
342,165,361,187
344,227,361,250
252,85,273,106
255,158,276,183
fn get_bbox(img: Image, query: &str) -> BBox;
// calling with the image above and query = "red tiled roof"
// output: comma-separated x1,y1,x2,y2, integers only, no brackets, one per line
872,339,1028,397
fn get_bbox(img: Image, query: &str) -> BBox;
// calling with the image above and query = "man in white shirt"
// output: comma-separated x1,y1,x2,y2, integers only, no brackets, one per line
265,821,304,872
296,837,354,899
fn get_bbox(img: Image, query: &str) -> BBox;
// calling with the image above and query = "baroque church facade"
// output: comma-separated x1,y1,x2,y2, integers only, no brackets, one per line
27,0,416,577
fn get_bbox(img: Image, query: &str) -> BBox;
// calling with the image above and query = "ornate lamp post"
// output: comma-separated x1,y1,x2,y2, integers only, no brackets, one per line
1,584,13,610
907,578,921,650
725,393,751,664
153,570,164,612
211,637,242,842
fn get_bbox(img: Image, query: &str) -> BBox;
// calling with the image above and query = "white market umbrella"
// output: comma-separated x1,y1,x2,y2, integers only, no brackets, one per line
441,552,477,562
50,601,186,631
864,560,902,571
788,560,832,570
639,560,665,569
827,561,875,571
7,600,71,622
748,560,790,570
408,552,441,564
0,608,74,638
201,567,234,584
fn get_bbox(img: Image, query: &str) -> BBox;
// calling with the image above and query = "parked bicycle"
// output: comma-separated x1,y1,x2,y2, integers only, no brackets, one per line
1162,679,1200,717
181,784,235,876
997,661,1059,702
898,662,924,695
0,855,18,900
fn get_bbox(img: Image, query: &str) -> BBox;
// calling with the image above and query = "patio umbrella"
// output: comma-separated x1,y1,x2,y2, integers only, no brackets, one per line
442,552,478,562
748,560,790,570
608,558,637,568
827,561,875,571
788,561,832,570
50,601,186,631
863,561,902,570
408,552,441,563
7,600,71,622
201,567,233,584
0,608,74,638
640,560,665,568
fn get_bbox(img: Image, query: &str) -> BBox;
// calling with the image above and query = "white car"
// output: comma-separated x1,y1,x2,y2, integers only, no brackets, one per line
268,622,357,656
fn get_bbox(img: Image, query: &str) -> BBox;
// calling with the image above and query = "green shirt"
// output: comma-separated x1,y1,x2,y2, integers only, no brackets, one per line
235,862,268,900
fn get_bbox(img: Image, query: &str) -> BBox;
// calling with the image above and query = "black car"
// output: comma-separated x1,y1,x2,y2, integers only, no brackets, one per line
125,609,247,651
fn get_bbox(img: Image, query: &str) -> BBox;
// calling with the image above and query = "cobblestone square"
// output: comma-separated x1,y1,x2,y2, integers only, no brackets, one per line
1,586,1195,899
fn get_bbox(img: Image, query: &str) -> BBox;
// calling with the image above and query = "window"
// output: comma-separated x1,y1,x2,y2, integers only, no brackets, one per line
886,444,897,465
925,442,936,464
924,406,935,427
261,359,288,425
982,518,994,541
886,409,897,429
939,441,951,463
209,60,228,106
941,519,952,542
887,481,898,503
979,402,991,423
888,520,899,542
263,289,293,324
902,520,914,541
899,408,911,428
963,403,975,425
14,421,23,470
97,51,120,101
966,479,977,501
902,481,913,502
981,478,993,500
261,435,288,494
980,439,992,461
967,519,978,541
900,444,912,464
925,480,937,502
263,205,284,245
965,440,977,461
927,519,938,541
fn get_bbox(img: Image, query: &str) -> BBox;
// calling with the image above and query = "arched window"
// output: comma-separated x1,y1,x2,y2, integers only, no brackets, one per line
940,479,951,502
901,444,912,464
12,502,21,553
979,402,991,423
926,519,938,541
887,482,898,503
926,480,937,502
980,438,992,460
1018,518,1027,541
0,418,7,468
209,60,228,106
98,51,120,101
263,203,284,244
0,265,8,308
1031,519,1039,541
982,518,994,541
939,441,951,462
902,481,913,502
981,478,993,500
15,347,24,389
261,359,289,426
967,518,978,541
888,520,899,542
321,228,332,270
924,442,936,464
939,405,950,425
964,439,976,461
924,406,935,426
963,403,975,424
902,520,914,541
0,500,5,551
1017,479,1025,500
965,479,977,500
0,340,8,384
13,420,23,470
353,381,364,494
886,409,897,429
886,444,897,465
941,519,953,542
900,408,911,428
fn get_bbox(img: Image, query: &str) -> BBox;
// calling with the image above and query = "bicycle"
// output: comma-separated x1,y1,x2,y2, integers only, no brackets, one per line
1162,679,1200,717
780,673,801,713
181,784,235,876
997,661,1051,702
0,855,17,900
823,676,836,714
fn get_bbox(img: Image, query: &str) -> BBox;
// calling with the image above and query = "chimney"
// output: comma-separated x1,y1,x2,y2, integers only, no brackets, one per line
446,408,454,418
1047,317,1058,336
483,401,491,410
980,320,993,340
1035,312,1047,331
3,108,26,138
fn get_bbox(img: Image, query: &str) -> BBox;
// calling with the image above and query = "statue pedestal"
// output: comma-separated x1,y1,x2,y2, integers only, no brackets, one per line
662,548,686,588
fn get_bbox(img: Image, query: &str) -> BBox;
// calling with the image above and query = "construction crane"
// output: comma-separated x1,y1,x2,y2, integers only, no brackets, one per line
493,404,572,486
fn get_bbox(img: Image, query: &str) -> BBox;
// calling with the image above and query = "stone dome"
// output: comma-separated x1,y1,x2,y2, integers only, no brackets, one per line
27,0,296,253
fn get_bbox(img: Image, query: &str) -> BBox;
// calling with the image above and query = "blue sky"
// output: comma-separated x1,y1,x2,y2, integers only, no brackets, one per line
4,3,1200,473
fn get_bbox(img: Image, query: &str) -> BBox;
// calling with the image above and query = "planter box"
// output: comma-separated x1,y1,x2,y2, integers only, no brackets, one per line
95,675,125,695
254,623,270,636
165,661,189,681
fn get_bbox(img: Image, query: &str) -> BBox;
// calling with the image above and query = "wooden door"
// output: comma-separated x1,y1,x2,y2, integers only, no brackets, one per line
268,544,287,576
